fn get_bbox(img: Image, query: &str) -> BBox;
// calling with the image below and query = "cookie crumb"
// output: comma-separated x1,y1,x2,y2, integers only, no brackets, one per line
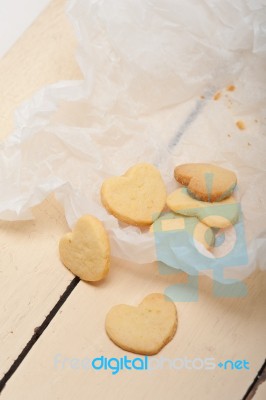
227,85,236,91
236,120,245,130
200,95,205,99
213,92,221,101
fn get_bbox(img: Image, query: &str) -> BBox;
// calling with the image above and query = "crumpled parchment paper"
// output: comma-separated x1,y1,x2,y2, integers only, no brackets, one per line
1,0,266,283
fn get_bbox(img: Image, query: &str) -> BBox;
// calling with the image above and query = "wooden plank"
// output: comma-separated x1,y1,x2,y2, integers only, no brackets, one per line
0,0,82,378
1,259,265,399
254,382,266,400
0,0,82,139
0,0,265,398
246,363,266,400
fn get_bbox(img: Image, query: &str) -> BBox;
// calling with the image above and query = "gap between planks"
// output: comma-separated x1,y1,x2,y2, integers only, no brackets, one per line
0,276,80,393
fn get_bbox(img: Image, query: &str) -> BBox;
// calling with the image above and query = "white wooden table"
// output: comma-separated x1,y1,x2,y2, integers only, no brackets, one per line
0,1,265,399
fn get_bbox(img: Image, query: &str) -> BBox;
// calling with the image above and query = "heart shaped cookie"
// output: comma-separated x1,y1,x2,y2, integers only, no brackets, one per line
167,188,239,228
101,163,167,226
105,293,177,355
174,163,237,202
59,215,110,281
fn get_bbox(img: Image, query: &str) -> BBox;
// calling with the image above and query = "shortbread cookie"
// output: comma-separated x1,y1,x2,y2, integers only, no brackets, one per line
105,293,177,355
174,163,237,202
101,163,167,226
150,212,214,250
59,215,110,281
167,187,239,228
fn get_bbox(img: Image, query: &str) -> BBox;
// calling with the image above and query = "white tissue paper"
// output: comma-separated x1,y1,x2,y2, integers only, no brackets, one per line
1,0,266,284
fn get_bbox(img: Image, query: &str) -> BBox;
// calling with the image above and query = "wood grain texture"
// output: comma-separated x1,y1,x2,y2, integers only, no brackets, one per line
1,259,266,400
0,195,74,378
0,0,265,399
0,0,82,139
254,382,266,400
0,0,81,378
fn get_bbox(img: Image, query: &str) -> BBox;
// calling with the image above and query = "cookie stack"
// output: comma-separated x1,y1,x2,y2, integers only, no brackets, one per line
57,162,238,356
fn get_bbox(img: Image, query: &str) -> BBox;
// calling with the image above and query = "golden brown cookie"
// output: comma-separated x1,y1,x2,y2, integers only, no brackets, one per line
174,163,237,202
101,163,167,226
167,188,239,228
105,293,177,355
59,215,110,281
